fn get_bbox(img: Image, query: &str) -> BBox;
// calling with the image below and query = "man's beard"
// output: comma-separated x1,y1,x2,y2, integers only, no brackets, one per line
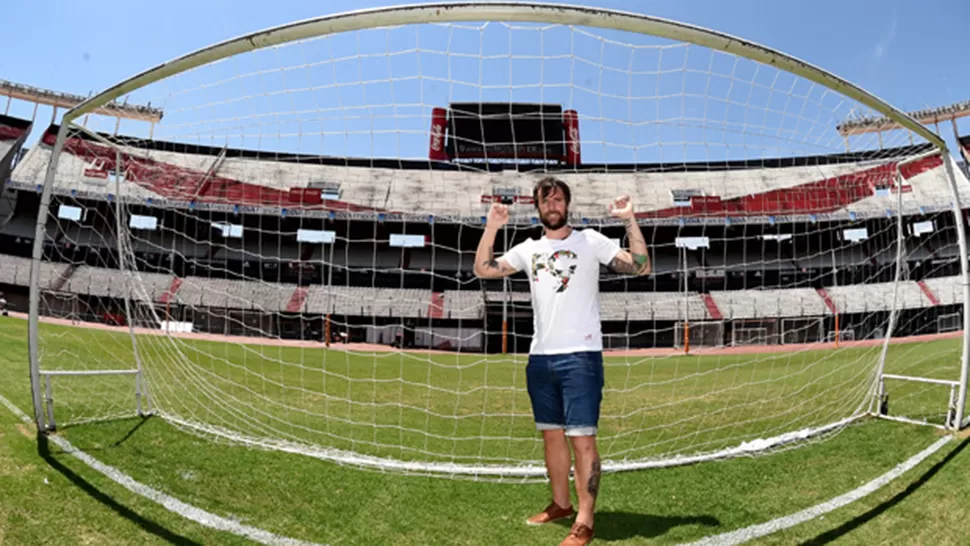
540,210,568,230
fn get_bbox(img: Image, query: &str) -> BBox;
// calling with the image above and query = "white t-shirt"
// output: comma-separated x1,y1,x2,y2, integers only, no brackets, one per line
503,228,622,355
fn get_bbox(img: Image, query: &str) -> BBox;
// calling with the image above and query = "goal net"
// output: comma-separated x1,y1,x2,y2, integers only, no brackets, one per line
16,4,970,477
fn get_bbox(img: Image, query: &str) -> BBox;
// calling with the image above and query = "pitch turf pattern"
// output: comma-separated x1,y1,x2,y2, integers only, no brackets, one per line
2,316,969,545
20,315,962,469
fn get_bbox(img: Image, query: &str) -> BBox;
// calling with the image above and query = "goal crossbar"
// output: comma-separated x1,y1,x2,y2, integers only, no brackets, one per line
48,4,952,145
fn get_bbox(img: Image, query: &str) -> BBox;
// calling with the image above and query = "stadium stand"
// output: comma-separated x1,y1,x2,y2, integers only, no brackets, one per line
442,290,486,320
4,124,970,350
304,286,432,317
827,281,933,313
8,125,970,220
600,291,710,321
0,255,69,289
918,276,961,306
0,115,32,186
711,288,831,319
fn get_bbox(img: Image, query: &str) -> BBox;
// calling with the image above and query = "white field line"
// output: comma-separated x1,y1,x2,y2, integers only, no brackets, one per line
680,435,954,546
0,392,326,546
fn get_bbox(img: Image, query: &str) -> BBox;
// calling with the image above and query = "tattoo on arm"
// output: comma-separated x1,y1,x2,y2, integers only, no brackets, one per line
481,246,514,274
609,255,640,275
482,246,499,268
588,457,601,499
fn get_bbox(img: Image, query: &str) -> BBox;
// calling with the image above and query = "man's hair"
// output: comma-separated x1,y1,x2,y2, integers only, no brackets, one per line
532,176,571,209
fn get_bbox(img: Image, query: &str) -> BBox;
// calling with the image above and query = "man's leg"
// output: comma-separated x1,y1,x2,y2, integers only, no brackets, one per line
526,354,575,525
568,434,600,527
543,429,572,509
560,351,605,532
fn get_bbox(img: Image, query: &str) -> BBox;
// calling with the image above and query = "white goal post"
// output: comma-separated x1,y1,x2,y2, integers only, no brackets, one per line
24,3,970,476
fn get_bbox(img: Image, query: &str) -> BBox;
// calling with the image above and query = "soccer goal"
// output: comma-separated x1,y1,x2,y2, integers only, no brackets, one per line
938,312,962,334
781,317,825,345
730,319,778,346
21,3,970,477
828,329,856,343
674,321,725,350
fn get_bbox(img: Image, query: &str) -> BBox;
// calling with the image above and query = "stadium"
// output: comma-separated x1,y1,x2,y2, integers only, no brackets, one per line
5,107,970,353
2,3,970,545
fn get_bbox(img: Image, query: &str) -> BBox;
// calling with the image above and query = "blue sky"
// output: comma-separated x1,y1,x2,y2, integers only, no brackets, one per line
3,0,968,163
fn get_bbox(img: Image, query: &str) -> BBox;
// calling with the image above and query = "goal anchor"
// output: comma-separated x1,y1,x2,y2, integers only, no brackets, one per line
875,373,961,430
37,369,145,431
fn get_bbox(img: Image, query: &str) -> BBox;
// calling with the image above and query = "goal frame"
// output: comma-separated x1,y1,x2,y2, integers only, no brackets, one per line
781,317,826,345
730,319,779,346
938,312,962,334
674,320,725,350
27,2,970,455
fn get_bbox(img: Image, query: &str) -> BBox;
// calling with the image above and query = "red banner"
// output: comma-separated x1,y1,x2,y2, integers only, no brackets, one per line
289,187,322,205
563,109,580,165
690,195,722,208
428,107,448,161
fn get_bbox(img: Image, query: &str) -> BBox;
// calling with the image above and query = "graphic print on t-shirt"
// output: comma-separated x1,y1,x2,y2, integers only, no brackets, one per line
530,249,578,293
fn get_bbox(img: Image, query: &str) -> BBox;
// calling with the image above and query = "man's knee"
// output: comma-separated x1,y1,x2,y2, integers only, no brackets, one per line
542,429,568,444
569,435,598,455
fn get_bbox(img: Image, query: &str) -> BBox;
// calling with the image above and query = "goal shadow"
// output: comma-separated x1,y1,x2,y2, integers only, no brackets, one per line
36,429,201,546
800,436,969,545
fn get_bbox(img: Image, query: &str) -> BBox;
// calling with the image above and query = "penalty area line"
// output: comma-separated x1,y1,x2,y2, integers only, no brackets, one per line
0,393,326,546
680,434,953,546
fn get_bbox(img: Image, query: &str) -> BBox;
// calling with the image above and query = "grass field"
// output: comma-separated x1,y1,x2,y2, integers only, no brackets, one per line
23,315,963,469
2,315,970,544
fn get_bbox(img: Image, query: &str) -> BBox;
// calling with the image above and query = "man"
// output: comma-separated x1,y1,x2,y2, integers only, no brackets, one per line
473,176,651,546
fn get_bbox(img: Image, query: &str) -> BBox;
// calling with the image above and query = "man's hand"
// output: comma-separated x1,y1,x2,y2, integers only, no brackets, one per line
608,195,635,220
606,195,651,276
487,202,510,230
474,202,517,279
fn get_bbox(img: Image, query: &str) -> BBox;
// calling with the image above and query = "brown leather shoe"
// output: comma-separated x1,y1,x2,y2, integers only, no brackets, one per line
526,502,575,526
559,522,594,546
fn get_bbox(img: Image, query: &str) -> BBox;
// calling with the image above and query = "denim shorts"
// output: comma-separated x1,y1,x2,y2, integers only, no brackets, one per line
526,351,604,437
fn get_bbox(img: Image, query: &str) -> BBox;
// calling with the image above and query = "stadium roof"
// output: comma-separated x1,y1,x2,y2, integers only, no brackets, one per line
0,80,162,123
837,100,970,137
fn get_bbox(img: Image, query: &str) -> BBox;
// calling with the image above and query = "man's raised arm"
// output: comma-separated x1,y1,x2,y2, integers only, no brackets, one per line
607,195,652,276
473,203,520,279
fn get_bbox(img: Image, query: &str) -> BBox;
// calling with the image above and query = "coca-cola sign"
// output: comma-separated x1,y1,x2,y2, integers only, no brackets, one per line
563,109,581,165
568,126,580,155
430,123,443,152
428,107,449,161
